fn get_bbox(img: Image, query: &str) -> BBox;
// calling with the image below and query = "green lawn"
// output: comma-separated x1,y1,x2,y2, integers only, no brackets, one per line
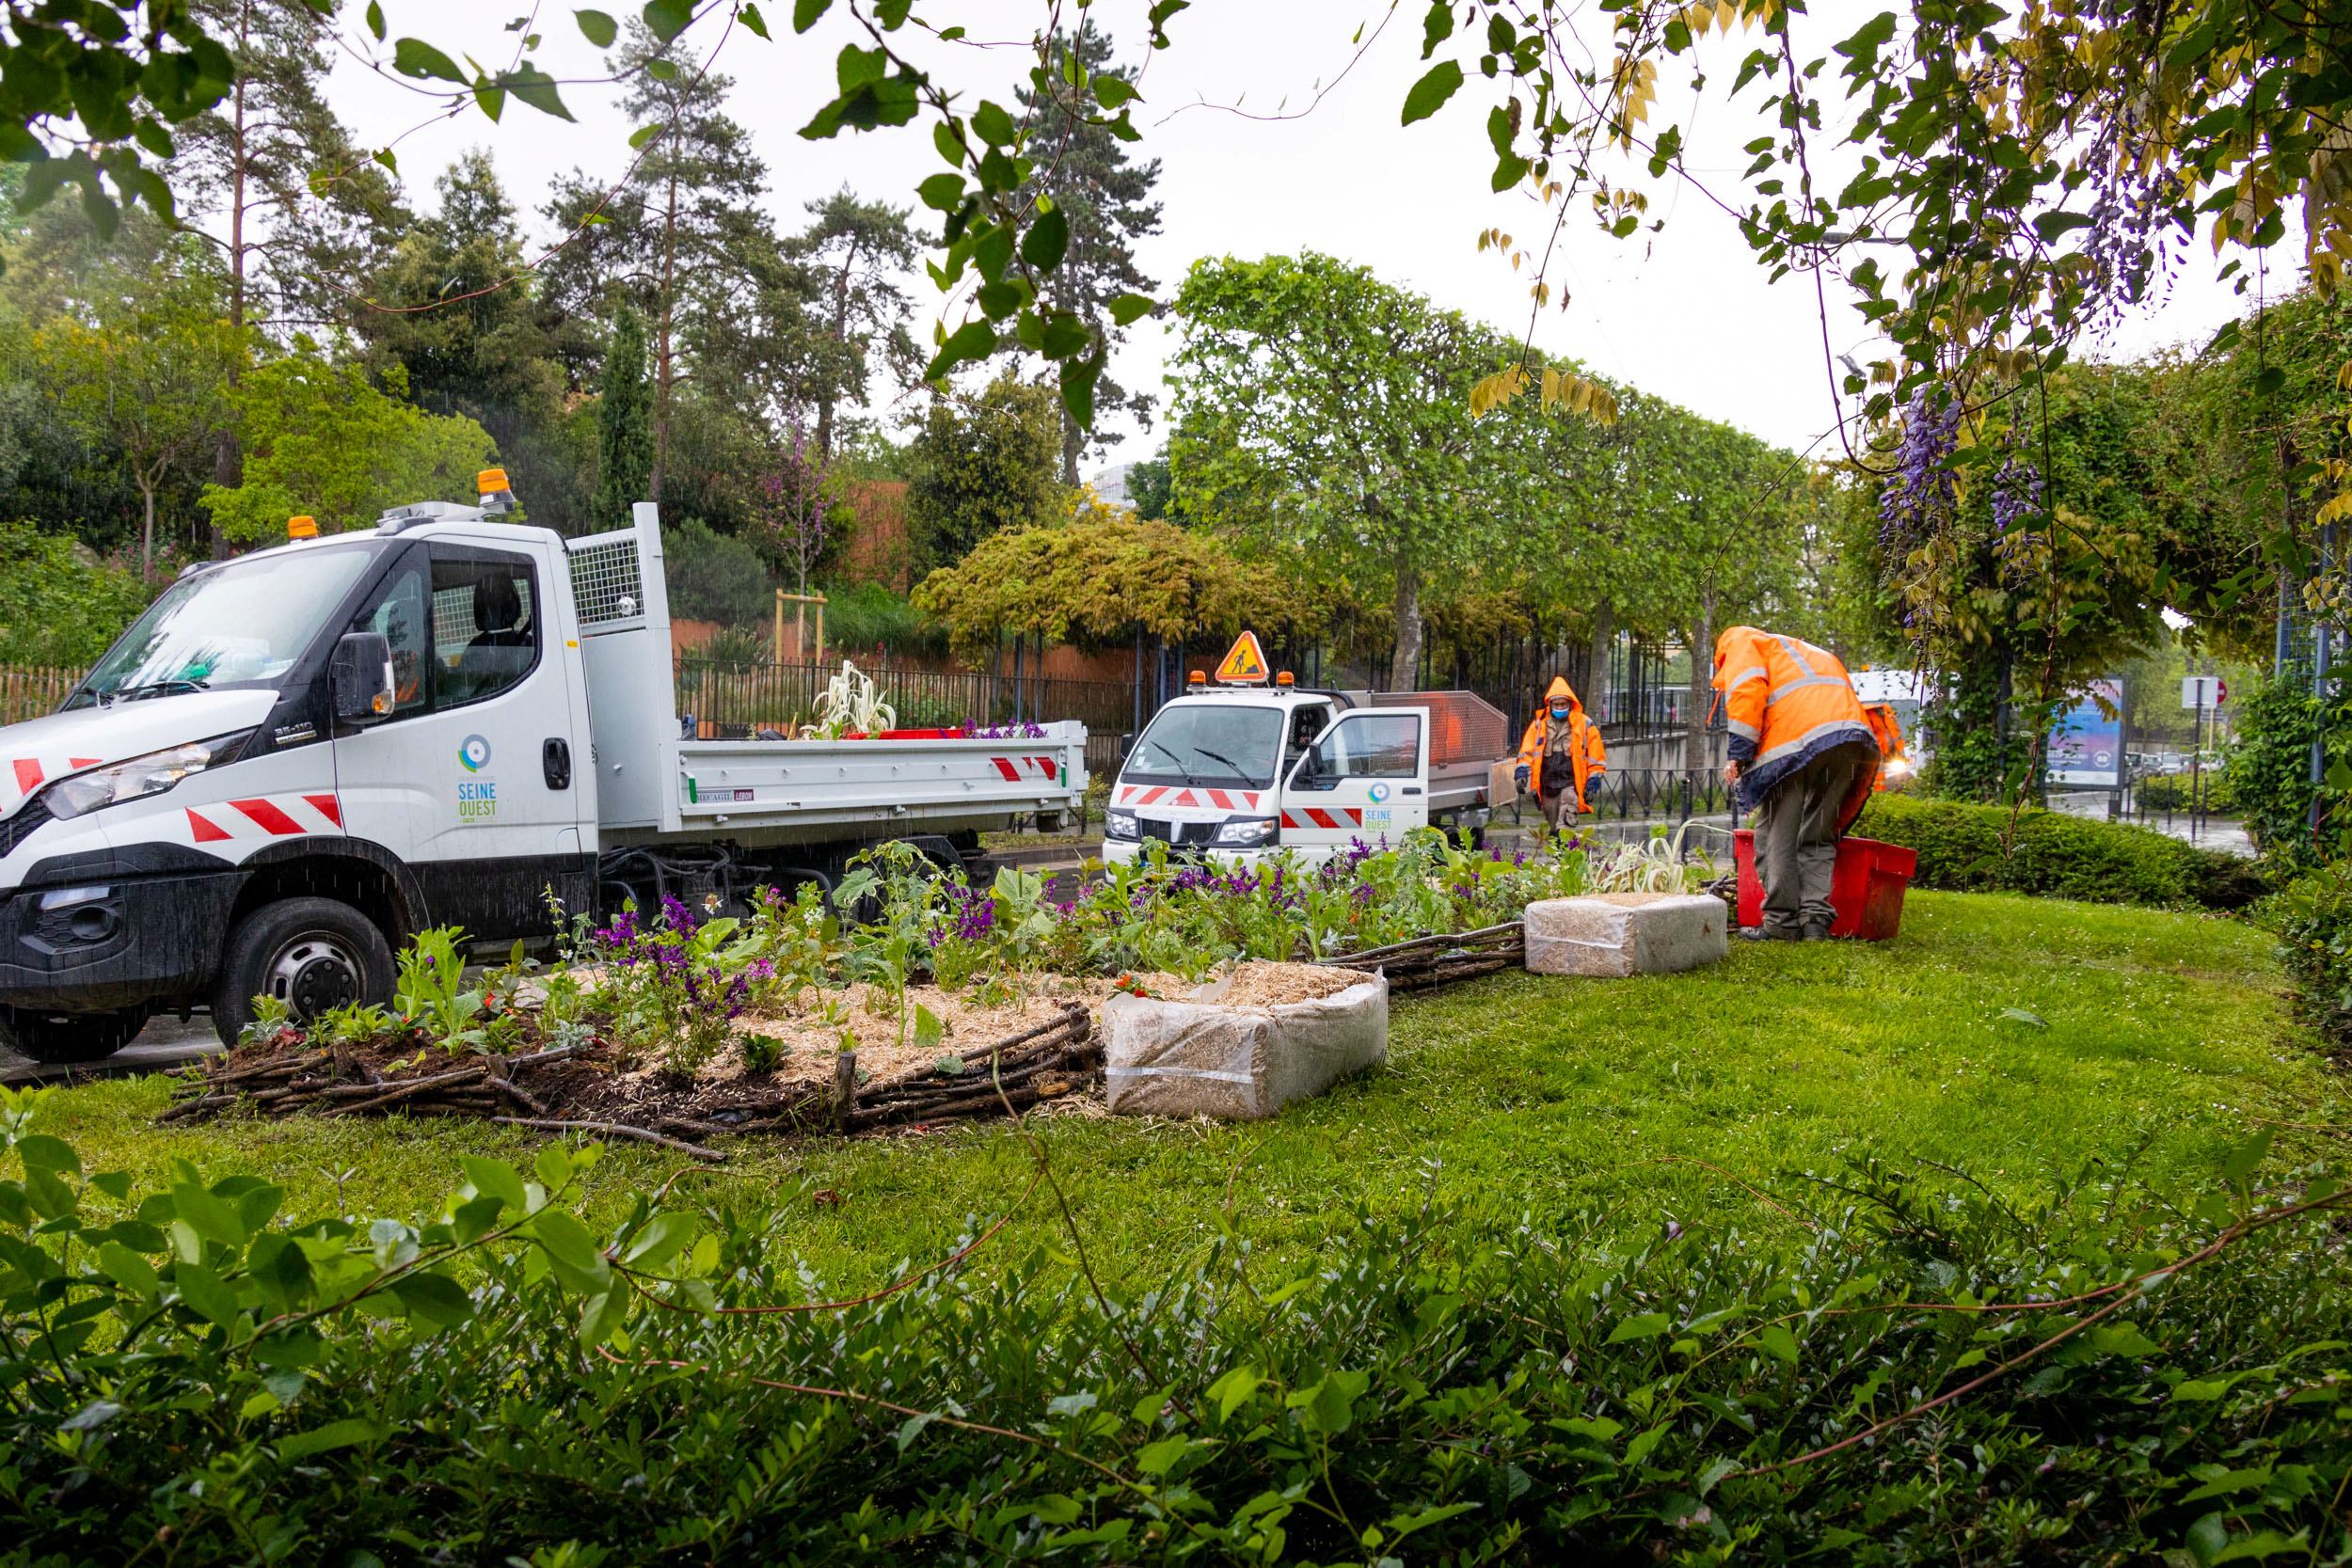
22,890,2337,1292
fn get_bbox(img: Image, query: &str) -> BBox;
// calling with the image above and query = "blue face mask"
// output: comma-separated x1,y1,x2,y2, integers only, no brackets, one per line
1549,705,1570,720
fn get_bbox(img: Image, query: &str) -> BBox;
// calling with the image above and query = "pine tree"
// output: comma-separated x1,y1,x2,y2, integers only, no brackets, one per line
787,188,917,459
1016,24,1164,484
596,308,654,529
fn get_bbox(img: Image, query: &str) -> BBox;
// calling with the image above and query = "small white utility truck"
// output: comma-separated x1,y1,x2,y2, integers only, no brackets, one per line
0,487,1086,1062
1100,634,1509,869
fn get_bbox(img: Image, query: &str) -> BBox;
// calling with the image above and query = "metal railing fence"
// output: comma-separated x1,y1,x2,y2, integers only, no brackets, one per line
674,657,1145,738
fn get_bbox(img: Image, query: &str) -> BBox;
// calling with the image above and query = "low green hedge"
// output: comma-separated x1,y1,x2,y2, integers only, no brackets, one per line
1851,794,2265,909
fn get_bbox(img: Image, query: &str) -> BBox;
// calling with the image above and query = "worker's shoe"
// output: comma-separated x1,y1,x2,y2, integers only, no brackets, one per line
1740,925,1800,942
1801,922,1833,942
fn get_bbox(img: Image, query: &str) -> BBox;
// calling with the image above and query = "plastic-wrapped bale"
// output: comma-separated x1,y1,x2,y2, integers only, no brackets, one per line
1524,892,1726,978
1103,969,1389,1119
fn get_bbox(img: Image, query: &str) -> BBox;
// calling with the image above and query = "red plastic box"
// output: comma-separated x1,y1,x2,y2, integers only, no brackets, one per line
1731,832,1918,940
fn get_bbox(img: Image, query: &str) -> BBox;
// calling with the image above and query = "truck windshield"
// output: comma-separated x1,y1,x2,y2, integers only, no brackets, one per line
1127,705,1284,787
70,545,378,706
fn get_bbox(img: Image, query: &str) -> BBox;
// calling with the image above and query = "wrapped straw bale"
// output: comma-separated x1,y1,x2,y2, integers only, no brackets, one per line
1524,892,1726,978
1104,964,1388,1119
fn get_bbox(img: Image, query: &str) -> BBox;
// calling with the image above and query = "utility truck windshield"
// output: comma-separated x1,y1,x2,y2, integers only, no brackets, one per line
72,546,377,706
1127,704,1284,787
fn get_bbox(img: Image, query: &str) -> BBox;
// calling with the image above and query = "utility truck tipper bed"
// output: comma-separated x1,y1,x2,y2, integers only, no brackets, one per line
0,499,1085,1063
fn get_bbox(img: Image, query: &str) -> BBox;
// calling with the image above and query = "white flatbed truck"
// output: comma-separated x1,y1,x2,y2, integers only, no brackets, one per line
0,495,1085,1061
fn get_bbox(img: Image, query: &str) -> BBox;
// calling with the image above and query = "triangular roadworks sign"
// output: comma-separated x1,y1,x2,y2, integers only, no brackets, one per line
1215,631,1270,684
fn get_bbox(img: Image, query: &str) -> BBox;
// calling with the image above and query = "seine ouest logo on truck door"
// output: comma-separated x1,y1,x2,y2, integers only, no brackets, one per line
456,734,499,824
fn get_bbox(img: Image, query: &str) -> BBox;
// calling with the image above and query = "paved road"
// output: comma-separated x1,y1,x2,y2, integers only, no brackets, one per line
0,1012,222,1086
2047,790,2256,858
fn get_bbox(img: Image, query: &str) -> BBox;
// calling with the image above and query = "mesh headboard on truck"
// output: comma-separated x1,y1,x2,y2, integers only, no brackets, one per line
564,502,674,829
1363,690,1510,767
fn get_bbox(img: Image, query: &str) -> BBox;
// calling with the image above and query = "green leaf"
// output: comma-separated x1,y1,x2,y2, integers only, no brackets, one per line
1059,356,1102,428
2173,1376,2239,1402
645,57,677,80
916,172,964,211
623,1212,693,1271
459,1157,527,1214
628,119,666,149
276,1418,386,1462
2087,1323,2163,1357
1756,1323,1801,1364
1110,293,1153,326
1093,76,1136,109
642,0,692,42
532,1209,604,1273
1207,1365,1262,1419
1698,1455,1739,1497
923,320,996,381
96,1240,158,1295
392,38,469,84
391,1270,475,1331
1999,1006,2047,1028
2220,1126,2275,1184
1607,1311,1672,1344
1400,59,1463,126
533,1145,572,1196
972,100,1018,147
171,1181,246,1248
739,2,770,39
2033,211,2093,243
14,1133,76,1173
1288,1368,1368,1434
1020,206,1069,272
501,67,576,119
579,1289,626,1348
574,8,617,46
366,0,387,41
174,1259,240,1327
794,0,832,30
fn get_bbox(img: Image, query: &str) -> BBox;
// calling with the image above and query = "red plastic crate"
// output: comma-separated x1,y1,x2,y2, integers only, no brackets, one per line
1731,832,1917,940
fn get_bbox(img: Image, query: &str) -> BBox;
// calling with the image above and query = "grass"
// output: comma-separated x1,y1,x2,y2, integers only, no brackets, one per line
23,891,2340,1294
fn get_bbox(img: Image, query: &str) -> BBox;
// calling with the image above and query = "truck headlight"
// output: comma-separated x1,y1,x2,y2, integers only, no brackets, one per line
45,732,251,820
1104,809,1139,840
1213,815,1279,847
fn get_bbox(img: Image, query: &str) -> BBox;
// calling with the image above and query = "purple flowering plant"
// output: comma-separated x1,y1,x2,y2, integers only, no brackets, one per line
591,895,775,1079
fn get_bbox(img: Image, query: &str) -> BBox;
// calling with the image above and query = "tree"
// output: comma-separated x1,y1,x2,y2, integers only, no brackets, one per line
0,521,155,665
357,150,582,529
1169,253,1533,690
760,412,837,610
788,189,917,460
37,257,245,577
595,308,654,531
912,494,1313,662
199,343,498,542
1014,24,1163,483
904,372,1065,572
541,24,781,503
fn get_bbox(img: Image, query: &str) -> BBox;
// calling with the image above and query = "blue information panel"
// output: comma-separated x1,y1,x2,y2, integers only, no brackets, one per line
2048,678,2125,787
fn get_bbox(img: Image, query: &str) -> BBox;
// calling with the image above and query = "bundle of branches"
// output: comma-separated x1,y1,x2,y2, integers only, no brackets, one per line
845,1003,1097,1132
160,1041,589,1128
1323,921,1525,993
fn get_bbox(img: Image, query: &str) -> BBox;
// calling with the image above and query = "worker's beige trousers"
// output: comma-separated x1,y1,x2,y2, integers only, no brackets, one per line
1752,741,1874,935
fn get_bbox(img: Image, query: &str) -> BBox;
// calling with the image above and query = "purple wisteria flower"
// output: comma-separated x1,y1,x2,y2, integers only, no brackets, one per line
1991,452,2044,536
1879,390,1961,548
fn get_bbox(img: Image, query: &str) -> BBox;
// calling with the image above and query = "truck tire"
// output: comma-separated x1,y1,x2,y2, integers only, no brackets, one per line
213,897,396,1047
2,1004,149,1065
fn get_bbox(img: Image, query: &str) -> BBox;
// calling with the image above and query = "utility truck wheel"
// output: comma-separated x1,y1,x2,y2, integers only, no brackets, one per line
2,1004,149,1064
214,898,394,1047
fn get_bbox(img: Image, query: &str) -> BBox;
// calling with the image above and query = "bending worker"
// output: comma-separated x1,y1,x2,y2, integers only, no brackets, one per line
1515,676,1607,832
1712,627,1881,941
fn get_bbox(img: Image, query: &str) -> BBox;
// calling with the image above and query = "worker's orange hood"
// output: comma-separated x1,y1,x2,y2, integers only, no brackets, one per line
1711,626,1764,687
1543,676,1583,716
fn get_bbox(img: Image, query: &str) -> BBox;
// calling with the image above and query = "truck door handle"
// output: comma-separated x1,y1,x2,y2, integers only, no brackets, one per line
1402,785,1422,796
544,738,572,790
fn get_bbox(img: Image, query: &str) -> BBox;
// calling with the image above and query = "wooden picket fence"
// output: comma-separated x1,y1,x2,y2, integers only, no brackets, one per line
0,666,86,726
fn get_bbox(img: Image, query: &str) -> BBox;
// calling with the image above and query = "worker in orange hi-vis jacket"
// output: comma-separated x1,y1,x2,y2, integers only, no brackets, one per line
1711,627,1882,942
1515,675,1608,832
1863,704,1911,791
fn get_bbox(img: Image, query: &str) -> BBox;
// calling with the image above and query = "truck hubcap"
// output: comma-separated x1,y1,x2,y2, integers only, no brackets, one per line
266,932,362,1020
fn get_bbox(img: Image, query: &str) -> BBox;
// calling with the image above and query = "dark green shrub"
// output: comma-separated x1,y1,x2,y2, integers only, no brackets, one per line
2267,856,2352,1048
1852,794,2263,908
2223,673,2331,863
664,517,775,626
0,521,154,667
821,579,947,658
6,1089,2351,1565
2135,768,2236,815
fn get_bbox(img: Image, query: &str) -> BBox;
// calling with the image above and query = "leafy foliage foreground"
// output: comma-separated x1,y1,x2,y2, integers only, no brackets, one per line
5,1081,2350,1565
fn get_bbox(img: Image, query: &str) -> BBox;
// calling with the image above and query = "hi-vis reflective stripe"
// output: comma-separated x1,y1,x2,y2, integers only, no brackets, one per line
990,755,1061,782
1766,674,1851,705
1279,807,1364,830
184,793,343,845
6,753,104,801
1120,785,1261,809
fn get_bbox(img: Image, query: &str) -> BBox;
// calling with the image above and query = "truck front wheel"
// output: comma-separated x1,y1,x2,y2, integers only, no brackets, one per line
213,897,396,1047
2,1004,149,1065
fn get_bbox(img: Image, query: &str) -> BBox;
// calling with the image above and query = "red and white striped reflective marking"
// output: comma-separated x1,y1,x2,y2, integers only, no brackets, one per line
1279,807,1364,831
184,793,343,845
991,755,1061,783
4,753,104,803
1118,785,1263,810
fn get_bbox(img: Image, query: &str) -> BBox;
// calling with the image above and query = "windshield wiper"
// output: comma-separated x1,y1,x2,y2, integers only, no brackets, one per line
103,678,210,705
1139,739,1212,791
1190,745,1256,782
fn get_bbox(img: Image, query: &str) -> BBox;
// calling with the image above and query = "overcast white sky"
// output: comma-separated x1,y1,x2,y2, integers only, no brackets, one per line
326,0,2273,468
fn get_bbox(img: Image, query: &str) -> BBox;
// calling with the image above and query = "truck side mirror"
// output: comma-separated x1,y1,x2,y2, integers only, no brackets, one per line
330,632,396,722
1119,732,1134,760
